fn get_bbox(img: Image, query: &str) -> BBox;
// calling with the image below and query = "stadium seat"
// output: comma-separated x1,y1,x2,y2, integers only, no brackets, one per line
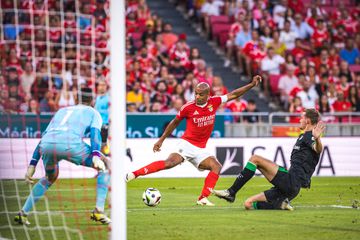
131,32,142,42
349,64,360,74
331,0,354,6
218,31,229,48
269,74,281,95
209,15,230,25
211,23,231,41
342,116,360,123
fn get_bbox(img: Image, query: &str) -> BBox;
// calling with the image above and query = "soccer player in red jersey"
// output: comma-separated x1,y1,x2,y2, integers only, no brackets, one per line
126,75,262,206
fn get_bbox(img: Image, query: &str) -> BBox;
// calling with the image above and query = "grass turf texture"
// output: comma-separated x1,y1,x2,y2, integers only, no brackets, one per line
0,177,359,240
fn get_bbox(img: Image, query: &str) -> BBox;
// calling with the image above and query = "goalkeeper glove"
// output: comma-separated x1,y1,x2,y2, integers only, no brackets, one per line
92,152,106,171
25,165,36,184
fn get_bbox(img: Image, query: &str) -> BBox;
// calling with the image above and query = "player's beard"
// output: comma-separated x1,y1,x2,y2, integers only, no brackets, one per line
196,96,209,106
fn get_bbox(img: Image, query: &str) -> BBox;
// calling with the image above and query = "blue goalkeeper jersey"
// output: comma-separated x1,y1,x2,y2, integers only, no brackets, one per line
95,93,110,125
41,104,103,144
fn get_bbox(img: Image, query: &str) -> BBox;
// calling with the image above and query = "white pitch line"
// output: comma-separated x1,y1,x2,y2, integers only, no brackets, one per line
2,204,356,215
296,205,357,209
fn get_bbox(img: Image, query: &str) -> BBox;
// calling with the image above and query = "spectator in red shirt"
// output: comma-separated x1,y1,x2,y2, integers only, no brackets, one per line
241,30,261,77
291,38,310,64
227,97,247,122
288,0,305,16
211,76,228,96
332,25,347,49
188,47,202,71
289,96,304,124
224,11,246,67
165,74,178,94
328,46,341,66
150,80,172,110
332,91,351,112
136,46,154,71
194,59,207,83
160,23,179,50
336,73,350,98
312,48,332,73
311,19,329,50
126,11,138,34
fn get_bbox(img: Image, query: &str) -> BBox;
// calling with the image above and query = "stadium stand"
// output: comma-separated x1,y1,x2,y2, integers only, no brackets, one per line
0,0,109,113
171,0,360,116
1,0,359,120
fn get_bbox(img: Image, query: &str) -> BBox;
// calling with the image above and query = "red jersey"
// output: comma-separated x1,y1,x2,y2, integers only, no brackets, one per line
289,106,304,124
226,99,247,112
229,22,242,38
332,100,351,112
176,96,223,148
311,28,329,48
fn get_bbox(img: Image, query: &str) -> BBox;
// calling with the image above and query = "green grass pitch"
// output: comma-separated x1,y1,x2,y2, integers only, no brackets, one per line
0,177,359,240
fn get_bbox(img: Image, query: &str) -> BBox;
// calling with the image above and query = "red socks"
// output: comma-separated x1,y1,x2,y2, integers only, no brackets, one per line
199,171,219,200
133,161,166,177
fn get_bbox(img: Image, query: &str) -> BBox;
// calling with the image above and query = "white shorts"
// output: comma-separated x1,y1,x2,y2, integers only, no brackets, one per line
175,139,215,168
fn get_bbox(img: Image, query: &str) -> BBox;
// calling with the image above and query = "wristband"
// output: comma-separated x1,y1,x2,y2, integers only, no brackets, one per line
29,159,38,166
92,150,102,157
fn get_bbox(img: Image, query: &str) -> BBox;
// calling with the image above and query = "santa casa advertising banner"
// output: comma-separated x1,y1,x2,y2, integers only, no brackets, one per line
0,138,359,179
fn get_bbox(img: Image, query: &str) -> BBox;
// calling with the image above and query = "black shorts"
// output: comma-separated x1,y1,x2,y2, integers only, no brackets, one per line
264,167,301,206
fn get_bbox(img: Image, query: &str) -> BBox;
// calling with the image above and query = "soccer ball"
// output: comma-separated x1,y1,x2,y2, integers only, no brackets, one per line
142,188,161,207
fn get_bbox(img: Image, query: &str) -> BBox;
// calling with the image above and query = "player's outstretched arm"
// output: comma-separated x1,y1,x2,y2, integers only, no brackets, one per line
25,143,41,184
153,117,181,152
226,75,262,102
312,121,326,154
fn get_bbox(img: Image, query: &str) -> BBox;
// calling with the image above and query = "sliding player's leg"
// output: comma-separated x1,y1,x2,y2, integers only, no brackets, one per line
245,169,298,211
213,154,279,202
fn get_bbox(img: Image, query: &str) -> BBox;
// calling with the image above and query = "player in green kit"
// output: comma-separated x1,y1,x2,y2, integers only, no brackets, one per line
213,109,325,210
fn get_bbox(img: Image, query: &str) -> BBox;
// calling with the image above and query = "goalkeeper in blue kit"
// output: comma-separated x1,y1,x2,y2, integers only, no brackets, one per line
15,88,111,225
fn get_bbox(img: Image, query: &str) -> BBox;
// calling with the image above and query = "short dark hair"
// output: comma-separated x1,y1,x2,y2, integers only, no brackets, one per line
321,73,329,78
248,99,256,105
80,87,93,104
304,108,320,125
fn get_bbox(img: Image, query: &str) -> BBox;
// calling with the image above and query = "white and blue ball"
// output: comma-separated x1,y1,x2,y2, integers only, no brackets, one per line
142,188,161,207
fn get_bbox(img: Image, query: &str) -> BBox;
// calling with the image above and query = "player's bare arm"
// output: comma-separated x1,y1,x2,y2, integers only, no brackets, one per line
226,75,262,102
153,117,181,152
312,121,325,154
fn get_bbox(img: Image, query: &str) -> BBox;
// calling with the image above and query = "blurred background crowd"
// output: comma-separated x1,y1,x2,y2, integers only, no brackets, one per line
1,0,359,123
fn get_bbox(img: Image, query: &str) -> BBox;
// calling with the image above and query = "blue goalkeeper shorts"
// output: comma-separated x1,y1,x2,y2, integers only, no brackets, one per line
39,141,93,175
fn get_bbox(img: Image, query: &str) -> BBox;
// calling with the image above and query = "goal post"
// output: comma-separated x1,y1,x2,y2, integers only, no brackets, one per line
110,0,127,240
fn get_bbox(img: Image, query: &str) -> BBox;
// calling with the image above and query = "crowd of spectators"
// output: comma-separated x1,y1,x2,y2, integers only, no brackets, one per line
125,0,234,114
176,0,360,121
1,0,360,124
0,0,109,113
